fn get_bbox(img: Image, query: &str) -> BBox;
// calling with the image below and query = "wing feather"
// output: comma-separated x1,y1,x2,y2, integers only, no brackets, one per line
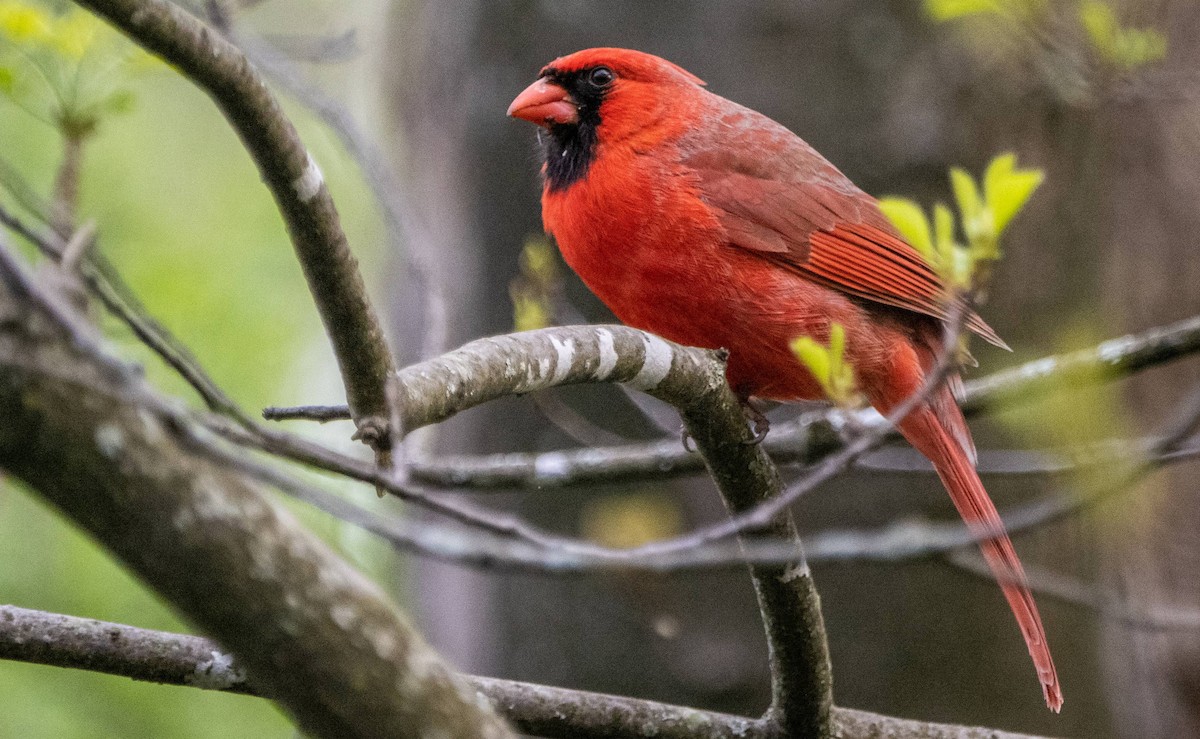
684,117,1006,349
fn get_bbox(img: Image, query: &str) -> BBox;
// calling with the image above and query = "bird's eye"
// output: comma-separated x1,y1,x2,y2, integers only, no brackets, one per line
587,67,614,88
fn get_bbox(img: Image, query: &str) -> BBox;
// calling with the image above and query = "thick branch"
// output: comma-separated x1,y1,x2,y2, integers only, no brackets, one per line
0,249,510,738
0,606,1048,739
72,0,395,440
673,372,832,735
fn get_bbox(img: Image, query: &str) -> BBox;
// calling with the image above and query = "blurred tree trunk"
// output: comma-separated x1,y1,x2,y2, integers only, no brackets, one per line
375,1,1198,736
1092,5,1200,736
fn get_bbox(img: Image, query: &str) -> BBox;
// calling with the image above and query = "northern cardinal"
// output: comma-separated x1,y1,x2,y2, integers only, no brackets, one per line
508,48,1061,711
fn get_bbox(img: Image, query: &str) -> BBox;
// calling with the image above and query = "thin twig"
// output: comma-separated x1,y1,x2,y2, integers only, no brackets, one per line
262,404,349,422
58,220,97,273
960,313,1200,413
51,131,85,236
945,550,1200,631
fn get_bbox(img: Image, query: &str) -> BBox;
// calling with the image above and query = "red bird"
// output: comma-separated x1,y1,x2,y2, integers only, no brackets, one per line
508,48,1061,711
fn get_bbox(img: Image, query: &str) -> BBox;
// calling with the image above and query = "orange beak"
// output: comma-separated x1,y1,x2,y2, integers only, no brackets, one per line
507,78,578,127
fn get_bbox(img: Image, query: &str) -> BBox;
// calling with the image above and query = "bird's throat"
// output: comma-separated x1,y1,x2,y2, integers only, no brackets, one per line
541,121,599,192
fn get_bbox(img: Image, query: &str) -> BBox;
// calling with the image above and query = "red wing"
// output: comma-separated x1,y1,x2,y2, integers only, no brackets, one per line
692,167,1006,349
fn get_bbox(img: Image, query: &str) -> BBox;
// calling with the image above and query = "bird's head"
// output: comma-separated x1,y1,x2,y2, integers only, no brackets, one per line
508,48,705,191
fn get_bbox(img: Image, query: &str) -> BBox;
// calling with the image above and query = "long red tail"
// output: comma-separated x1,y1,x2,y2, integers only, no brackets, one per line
897,392,1063,712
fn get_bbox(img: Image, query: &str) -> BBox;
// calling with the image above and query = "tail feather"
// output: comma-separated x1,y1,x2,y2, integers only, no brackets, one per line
898,397,1063,712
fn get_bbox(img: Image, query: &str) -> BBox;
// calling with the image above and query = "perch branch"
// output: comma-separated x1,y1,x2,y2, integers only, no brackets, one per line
355,324,833,734
261,313,1200,489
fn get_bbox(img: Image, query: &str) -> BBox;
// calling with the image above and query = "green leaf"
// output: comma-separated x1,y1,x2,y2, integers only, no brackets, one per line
983,153,1044,234
790,336,831,388
953,246,975,288
1080,0,1168,70
0,2,52,43
950,166,991,244
933,202,956,264
1080,0,1117,46
828,323,845,368
791,325,858,406
878,197,934,261
47,10,99,60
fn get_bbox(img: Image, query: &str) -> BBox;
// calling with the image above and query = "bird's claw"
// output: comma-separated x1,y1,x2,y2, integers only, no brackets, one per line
740,400,770,445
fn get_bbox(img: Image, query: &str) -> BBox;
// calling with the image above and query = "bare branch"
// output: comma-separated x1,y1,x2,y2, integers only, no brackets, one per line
72,0,397,444
0,606,1050,739
960,313,1200,413
262,403,349,422
51,131,85,236
945,550,1200,631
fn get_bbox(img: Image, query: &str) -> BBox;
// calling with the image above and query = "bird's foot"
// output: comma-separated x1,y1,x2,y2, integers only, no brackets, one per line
740,400,770,445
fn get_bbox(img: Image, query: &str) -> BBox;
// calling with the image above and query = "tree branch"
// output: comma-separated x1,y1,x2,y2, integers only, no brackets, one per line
228,433,1200,575
15,212,1178,576
0,242,511,738
961,313,1200,413
0,606,1049,739
365,324,834,735
260,313,1200,490
72,0,396,445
